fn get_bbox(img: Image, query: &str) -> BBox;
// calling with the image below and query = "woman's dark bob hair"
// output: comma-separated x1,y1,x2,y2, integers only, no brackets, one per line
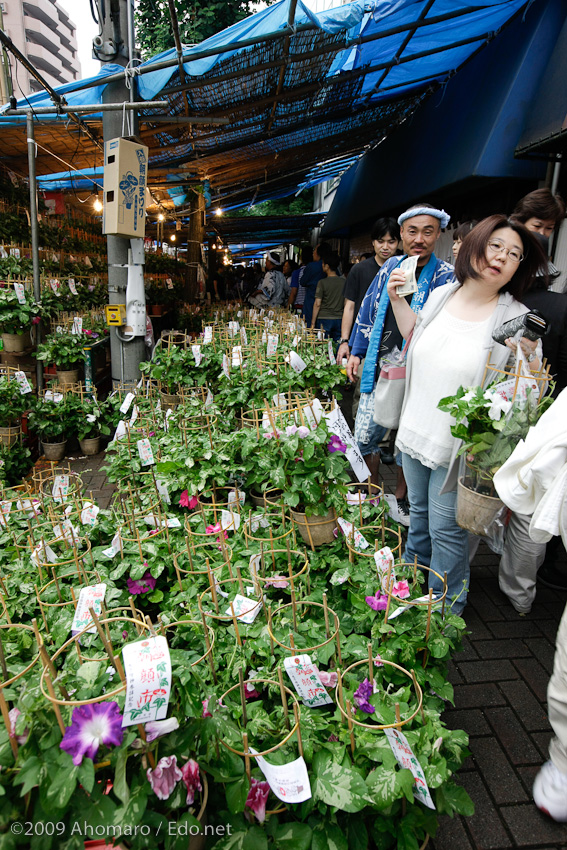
454,215,548,300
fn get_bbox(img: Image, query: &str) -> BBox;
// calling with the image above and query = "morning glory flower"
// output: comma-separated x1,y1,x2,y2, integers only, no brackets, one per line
319,671,338,688
246,777,270,822
179,490,198,509
328,435,347,454
60,701,124,765
353,678,375,714
483,389,513,420
296,426,310,438
365,591,388,611
145,717,180,742
181,758,202,805
127,569,156,595
285,424,298,436
147,755,182,800
391,579,411,599
86,414,97,424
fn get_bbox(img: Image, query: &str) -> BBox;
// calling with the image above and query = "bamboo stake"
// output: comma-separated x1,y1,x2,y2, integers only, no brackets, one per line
323,593,330,639
425,589,433,643
277,667,290,730
346,699,355,754
230,603,242,647
238,669,248,727
243,731,251,781
368,642,374,687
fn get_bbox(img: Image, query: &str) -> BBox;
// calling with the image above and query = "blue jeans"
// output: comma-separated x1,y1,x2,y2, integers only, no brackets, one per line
317,318,342,343
401,452,469,615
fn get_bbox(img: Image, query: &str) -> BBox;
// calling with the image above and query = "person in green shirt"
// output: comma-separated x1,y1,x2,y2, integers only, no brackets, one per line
310,251,346,345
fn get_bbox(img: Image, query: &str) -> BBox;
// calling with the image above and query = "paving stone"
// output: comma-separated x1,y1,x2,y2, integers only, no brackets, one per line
469,737,528,804
488,620,543,639
473,639,532,660
454,684,507,709
430,814,473,850
454,636,479,662
445,709,491,736
513,658,553,702
448,660,464,685
531,731,554,761
536,618,560,643
517,764,541,796
459,773,513,849
458,660,519,684
501,803,567,845
499,681,550,731
528,638,558,676
462,608,493,640
484,707,541,765
468,591,507,622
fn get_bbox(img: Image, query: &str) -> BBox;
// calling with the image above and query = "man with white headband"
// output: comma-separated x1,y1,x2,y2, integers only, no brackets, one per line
347,203,455,512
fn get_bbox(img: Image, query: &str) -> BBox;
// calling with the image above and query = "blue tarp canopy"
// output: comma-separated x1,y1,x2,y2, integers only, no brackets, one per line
0,0,534,213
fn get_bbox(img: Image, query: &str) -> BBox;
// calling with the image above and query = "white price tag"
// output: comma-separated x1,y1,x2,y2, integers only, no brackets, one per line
298,398,324,429
266,334,278,356
50,279,61,295
44,390,63,404
325,405,370,483
68,278,78,295
81,503,100,527
72,317,83,335
166,278,173,289
287,351,307,374
228,489,246,507
0,500,11,526
252,749,312,803
283,655,334,708
203,326,213,343
192,345,202,366
119,392,135,415
14,371,32,395
103,531,122,558
226,593,261,624
337,517,369,549
52,474,70,502
222,354,230,379
129,405,138,425
346,491,367,506
221,509,241,531
137,438,155,467
122,635,171,728
231,345,243,367
13,282,26,305
71,583,107,635
385,728,436,809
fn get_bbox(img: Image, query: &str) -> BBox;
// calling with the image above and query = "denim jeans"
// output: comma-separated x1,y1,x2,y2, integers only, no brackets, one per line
317,318,342,343
401,452,469,614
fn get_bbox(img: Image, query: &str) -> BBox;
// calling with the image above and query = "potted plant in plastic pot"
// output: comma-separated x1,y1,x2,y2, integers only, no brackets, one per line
76,396,111,456
36,331,87,385
27,394,82,460
438,382,553,536
0,376,28,446
0,286,40,352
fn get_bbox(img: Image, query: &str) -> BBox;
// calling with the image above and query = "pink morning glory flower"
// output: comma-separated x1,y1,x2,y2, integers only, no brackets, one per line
60,701,124,765
32,316,40,325
328,435,347,454
145,717,179,742
246,777,270,822
297,426,310,438
264,576,289,589
319,671,338,688
392,579,410,599
285,425,298,436
181,758,202,805
147,755,182,800
244,682,261,699
127,569,156,595
202,697,223,717
179,490,198,509
353,678,375,715
8,708,29,745
365,591,388,611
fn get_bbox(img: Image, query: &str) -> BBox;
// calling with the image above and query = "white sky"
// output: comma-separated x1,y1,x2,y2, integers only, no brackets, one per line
57,0,332,82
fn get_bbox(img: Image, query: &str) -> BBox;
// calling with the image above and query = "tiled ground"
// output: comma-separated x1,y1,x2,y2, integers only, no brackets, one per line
64,441,567,850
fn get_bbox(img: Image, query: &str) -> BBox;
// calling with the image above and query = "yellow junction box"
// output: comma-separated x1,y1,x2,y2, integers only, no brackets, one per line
106,304,127,326
103,137,149,238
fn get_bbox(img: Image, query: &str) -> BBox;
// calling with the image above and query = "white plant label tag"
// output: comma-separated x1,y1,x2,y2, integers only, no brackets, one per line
71,583,107,635
53,519,80,544
137,438,155,466
266,334,278,356
222,354,230,379
119,392,135,415
203,326,213,343
81,502,100,526
374,546,395,589
44,390,63,404
249,514,270,533
31,542,58,567
325,405,370,482
0,500,11,526
226,593,261,624
72,317,83,335
129,405,139,425
13,282,26,305
385,728,436,810
114,420,127,441
292,334,299,348
50,278,61,295
122,635,171,728
221,509,241,531
68,278,78,295
252,749,312,803
249,553,261,578
283,655,334,708
166,278,173,289
288,351,307,373
205,390,214,407
14,371,32,395
240,327,248,345
192,345,202,366
52,474,70,502
337,518,369,549
328,339,335,364
299,398,324,429
231,345,243,367
156,480,171,505
272,393,287,410
387,594,443,620
103,532,122,559
228,489,245,507
10,248,20,259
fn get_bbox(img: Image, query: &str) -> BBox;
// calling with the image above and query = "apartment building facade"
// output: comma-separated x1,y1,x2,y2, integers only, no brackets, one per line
1,0,81,94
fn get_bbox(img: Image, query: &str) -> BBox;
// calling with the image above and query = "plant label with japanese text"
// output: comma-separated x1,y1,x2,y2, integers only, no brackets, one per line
103,531,122,559
325,405,370,482
137,438,155,466
13,282,26,305
328,339,335,364
122,635,172,727
221,509,241,531
203,326,213,343
385,728,435,809
266,334,278,356
81,503,100,526
226,593,261,624
71,583,107,635
72,317,83,335
222,354,230,379
337,518,369,549
192,345,202,366
284,655,334,708
52,474,70,502
251,748,312,803
287,351,307,374
119,392,135,415
14,371,32,395
68,278,78,295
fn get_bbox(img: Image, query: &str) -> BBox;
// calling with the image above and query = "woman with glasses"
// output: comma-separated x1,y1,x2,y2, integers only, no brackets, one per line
384,215,547,615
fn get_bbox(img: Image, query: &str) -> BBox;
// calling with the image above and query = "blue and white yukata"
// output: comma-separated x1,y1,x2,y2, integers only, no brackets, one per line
349,253,455,456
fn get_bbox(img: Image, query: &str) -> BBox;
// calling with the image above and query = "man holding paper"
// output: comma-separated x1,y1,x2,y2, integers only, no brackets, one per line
347,204,455,513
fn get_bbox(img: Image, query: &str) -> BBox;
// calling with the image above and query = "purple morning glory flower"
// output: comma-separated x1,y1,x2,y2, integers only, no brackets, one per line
127,569,156,595
60,701,124,765
354,678,375,714
181,758,202,805
246,777,270,822
328,435,347,454
297,426,310,438
365,591,388,611
147,755,183,800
